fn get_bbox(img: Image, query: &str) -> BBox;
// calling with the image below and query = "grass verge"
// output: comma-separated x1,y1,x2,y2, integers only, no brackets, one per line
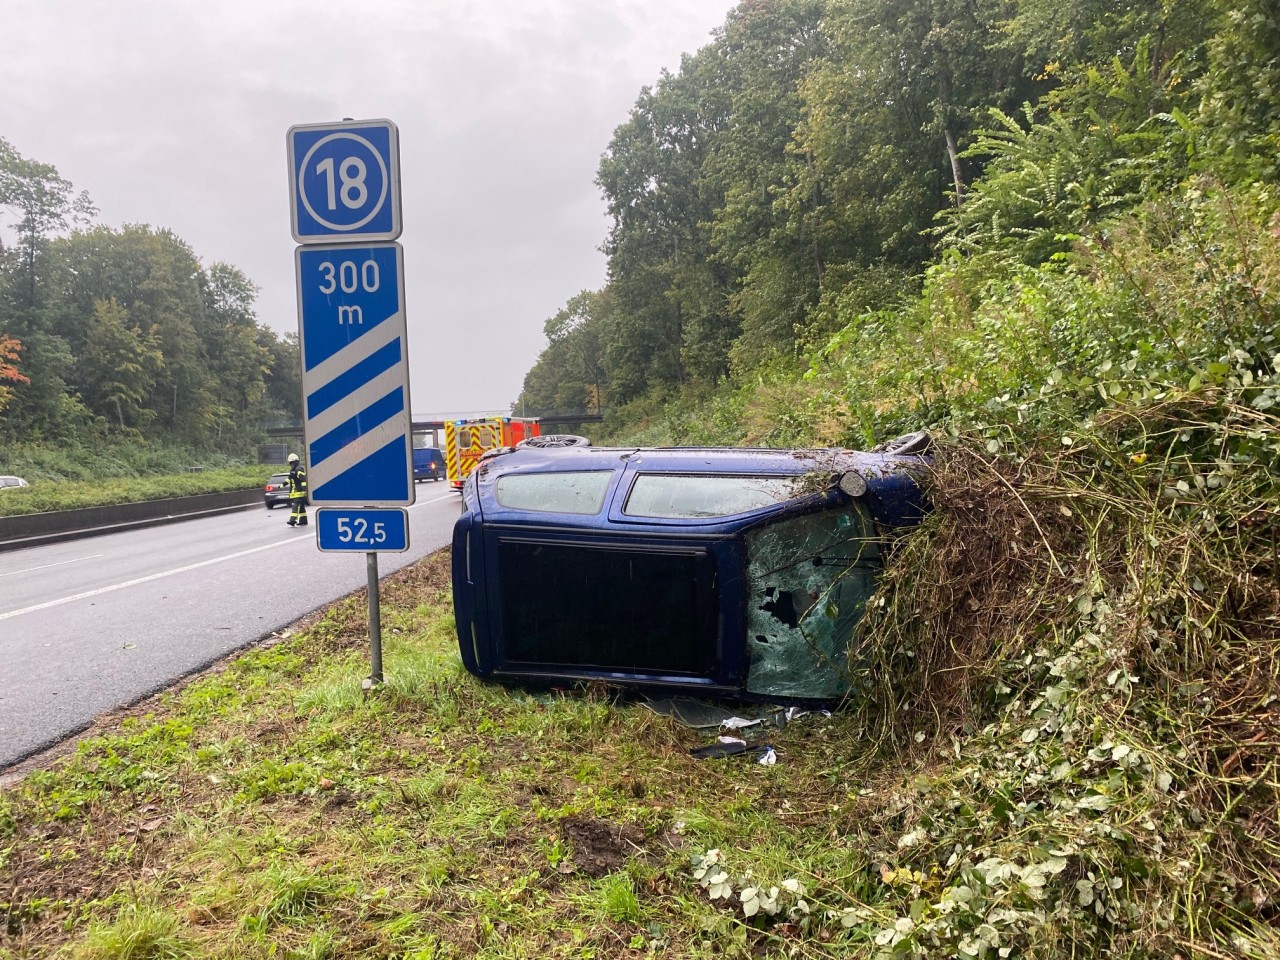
1,550,870,959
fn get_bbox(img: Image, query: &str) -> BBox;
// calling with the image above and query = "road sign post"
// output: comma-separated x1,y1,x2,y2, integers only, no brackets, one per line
289,118,412,686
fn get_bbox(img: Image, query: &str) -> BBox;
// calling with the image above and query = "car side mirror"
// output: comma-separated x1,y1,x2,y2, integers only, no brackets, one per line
837,471,867,498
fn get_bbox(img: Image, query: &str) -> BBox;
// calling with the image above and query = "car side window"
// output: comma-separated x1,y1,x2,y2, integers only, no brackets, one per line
495,471,613,514
623,474,801,519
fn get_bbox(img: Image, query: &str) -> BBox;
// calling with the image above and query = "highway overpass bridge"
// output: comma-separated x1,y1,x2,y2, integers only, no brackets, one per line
266,413,604,446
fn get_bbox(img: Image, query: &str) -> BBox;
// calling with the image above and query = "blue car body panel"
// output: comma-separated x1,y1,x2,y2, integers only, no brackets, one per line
452,445,928,703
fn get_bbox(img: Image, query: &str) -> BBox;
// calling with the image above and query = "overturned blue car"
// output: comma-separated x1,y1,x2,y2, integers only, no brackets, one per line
451,434,931,704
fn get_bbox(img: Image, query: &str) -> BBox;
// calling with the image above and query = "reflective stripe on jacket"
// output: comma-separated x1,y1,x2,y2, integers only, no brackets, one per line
288,466,308,498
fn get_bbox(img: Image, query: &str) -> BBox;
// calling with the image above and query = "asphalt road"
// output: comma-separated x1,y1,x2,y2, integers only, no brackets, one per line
0,484,462,769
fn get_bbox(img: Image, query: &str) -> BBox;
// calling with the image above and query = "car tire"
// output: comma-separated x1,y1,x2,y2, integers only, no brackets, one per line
875,431,932,456
516,434,591,449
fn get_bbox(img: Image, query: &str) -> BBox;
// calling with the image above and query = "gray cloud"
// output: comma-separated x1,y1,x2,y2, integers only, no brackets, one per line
1,0,731,413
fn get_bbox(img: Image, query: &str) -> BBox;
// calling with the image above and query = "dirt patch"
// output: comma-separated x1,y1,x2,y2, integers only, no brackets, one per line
559,816,646,878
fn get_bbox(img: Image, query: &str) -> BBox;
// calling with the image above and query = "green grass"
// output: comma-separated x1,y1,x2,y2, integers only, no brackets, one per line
0,551,913,958
0,465,276,517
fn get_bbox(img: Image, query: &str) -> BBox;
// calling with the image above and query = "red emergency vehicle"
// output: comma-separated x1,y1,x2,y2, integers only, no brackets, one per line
444,417,541,490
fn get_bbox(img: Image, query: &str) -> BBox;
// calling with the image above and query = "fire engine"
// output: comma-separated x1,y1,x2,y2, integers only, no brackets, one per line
444,416,541,490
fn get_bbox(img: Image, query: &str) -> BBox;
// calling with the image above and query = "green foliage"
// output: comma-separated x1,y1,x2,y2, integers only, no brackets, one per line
1,142,298,449
520,0,1243,418
581,8,1280,955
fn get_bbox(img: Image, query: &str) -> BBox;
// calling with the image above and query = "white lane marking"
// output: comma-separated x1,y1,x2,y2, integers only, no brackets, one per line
0,554,105,579
0,538,306,621
0,492,458,621
409,491,457,507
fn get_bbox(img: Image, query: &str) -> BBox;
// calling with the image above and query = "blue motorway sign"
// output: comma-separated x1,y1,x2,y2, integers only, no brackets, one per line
288,119,401,243
296,242,414,506
316,507,409,553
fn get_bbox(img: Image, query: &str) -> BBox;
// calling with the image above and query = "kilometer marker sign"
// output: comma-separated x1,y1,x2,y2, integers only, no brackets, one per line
316,508,409,553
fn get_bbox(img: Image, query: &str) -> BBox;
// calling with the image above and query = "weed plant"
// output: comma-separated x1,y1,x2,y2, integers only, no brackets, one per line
589,177,1279,955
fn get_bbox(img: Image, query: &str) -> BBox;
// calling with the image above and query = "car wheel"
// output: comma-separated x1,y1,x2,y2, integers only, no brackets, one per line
875,431,932,456
516,434,591,449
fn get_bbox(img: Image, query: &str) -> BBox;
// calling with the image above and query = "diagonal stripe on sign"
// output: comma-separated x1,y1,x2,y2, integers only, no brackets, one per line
309,415,409,490
306,312,403,385
310,387,405,467
307,363,407,439
308,338,402,419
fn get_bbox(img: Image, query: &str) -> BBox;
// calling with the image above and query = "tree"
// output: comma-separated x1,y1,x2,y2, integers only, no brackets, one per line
0,333,29,414
262,331,303,426
199,262,271,432
0,137,96,310
79,298,162,431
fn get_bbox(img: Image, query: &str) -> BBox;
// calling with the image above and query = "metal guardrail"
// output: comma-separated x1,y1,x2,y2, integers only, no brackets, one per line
0,488,263,553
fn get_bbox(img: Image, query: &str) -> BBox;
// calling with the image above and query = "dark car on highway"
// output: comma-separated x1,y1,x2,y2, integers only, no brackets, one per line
451,433,931,704
413,446,445,482
264,472,292,509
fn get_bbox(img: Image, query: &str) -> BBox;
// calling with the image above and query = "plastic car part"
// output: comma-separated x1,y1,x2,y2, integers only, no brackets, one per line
516,434,591,448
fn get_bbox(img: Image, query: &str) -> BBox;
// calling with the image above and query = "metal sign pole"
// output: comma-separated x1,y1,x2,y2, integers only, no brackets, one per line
367,551,383,684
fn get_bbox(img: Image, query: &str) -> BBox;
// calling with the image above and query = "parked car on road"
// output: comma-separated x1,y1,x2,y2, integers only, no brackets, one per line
452,433,931,704
413,446,445,482
263,472,291,509
0,476,29,490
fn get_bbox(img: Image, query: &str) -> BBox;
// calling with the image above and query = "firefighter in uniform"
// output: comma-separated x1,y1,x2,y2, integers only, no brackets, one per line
286,453,308,526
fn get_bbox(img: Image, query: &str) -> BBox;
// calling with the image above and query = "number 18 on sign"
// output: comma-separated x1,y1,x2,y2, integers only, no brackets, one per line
288,119,401,243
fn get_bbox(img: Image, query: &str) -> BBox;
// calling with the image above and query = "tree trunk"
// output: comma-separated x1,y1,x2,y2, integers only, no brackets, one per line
945,126,966,207
806,151,825,285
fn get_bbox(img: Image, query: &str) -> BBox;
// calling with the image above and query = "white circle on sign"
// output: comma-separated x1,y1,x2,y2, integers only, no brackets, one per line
298,131,390,233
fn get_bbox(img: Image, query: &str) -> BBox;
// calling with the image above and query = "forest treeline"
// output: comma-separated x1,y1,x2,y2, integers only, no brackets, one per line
0,138,300,451
510,2,1280,956
516,0,1278,436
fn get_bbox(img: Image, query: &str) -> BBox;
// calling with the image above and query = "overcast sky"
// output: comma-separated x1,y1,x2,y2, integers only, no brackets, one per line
0,0,734,416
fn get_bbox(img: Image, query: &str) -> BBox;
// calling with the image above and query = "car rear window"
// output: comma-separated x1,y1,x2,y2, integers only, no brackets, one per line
495,471,612,514
623,474,801,519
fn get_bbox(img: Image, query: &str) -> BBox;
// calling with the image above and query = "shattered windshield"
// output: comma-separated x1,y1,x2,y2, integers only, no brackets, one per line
743,503,882,700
